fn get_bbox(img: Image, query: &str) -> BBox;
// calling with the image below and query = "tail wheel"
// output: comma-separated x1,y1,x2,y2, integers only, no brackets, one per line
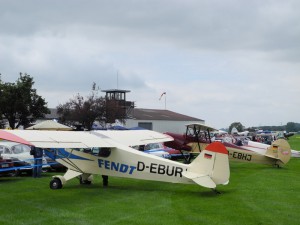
50,178,63,189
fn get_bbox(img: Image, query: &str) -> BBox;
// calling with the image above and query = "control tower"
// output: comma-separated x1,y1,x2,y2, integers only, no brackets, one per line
101,89,135,123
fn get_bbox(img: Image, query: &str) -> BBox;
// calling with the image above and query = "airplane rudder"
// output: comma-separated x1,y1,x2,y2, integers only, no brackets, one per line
204,142,230,185
266,139,291,166
183,142,230,188
192,142,229,176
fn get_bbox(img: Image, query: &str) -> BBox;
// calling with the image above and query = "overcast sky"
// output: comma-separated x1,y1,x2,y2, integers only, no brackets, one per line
1,0,299,129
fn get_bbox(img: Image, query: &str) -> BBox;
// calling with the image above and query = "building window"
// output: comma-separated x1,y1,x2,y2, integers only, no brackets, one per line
138,122,153,130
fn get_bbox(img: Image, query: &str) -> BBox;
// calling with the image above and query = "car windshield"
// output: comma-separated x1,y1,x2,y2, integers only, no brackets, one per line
0,146,11,154
11,144,31,154
144,143,163,150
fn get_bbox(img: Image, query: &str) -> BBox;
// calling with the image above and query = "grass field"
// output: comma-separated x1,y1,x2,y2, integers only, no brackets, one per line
1,136,300,225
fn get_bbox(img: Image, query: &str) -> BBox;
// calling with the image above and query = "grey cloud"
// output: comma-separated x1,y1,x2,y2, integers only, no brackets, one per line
0,0,299,127
2,0,300,54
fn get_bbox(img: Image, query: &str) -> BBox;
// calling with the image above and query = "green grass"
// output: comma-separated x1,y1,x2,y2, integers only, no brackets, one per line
287,134,300,150
1,136,300,225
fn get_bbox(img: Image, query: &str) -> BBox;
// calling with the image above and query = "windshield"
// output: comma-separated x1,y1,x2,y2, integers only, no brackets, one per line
11,144,31,154
0,146,10,154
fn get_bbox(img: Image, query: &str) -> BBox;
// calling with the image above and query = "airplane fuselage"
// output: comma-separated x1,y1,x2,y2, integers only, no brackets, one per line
54,146,194,185
186,141,276,164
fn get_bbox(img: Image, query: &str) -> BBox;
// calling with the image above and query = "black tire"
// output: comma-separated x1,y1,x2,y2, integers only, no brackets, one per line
50,178,63,189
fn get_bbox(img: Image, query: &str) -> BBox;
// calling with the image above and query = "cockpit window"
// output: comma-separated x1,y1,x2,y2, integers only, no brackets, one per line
91,147,111,157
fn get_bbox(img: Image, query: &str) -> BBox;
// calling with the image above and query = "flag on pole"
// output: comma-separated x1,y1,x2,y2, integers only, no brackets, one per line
159,92,166,100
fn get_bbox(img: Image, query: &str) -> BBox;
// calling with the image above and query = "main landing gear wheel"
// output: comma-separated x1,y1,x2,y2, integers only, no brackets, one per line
79,176,92,185
50,178,63,189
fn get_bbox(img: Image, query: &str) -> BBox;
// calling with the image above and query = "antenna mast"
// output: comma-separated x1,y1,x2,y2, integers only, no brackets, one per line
117,71,119,89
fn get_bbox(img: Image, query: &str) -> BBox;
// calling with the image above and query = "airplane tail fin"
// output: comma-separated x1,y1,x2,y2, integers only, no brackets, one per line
265,139,291,166
182,142,230,189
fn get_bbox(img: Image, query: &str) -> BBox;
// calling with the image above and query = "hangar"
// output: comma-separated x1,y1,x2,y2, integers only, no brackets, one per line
124,108,204,134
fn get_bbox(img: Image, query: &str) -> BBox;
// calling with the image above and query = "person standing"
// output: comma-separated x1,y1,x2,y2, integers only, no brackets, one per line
102,175,108,187
31,146,43,178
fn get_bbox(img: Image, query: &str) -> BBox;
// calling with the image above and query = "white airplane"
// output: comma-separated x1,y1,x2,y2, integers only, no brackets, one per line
241,139,300,158
0,129,230,192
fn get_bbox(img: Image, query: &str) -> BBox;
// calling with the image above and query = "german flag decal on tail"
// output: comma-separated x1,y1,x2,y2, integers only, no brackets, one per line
204,153,212,159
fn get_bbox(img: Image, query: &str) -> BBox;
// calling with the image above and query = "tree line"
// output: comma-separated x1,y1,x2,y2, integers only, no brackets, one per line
0,73,126,130
229,122,300,133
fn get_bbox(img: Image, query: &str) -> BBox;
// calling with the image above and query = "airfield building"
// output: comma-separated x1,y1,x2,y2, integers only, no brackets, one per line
124,108,204,134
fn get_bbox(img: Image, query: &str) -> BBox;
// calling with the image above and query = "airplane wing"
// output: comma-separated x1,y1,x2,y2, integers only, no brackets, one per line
0,130,115,148
0,129,173,149
186,123,218,132
93,130,174,146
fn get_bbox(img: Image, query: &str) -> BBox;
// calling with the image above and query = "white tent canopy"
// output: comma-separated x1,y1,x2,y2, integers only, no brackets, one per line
26,120,73,131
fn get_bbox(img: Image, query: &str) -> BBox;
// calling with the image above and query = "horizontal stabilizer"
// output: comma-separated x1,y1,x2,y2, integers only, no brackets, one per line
193,176,216,188
182,171,199,179
182,171,216,188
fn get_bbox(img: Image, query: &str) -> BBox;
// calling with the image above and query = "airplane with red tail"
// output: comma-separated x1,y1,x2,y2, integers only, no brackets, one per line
0,129,230,193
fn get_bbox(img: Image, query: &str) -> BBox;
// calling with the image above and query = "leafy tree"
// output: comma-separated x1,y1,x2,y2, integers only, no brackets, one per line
0,73,49,129
57,83,129,130
57,83,106,130
286,122,298,132
229,122,244,133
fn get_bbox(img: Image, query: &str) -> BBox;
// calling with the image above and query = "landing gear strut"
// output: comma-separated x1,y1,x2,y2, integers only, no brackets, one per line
79,175,92,185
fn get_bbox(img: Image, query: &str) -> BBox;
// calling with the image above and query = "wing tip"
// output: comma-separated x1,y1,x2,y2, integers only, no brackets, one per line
0,130,33,146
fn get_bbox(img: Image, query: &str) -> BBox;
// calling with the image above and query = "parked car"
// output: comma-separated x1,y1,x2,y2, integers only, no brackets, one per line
142,143,171,159
139,143,187,160
0,141,49,176
0,154,14,176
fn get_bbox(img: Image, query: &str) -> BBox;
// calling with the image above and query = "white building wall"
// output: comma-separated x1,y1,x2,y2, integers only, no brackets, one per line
124,119,204,134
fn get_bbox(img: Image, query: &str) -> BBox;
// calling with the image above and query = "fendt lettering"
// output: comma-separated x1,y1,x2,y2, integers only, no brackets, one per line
98,159,136,174
233,152,252,161
137,161,183,177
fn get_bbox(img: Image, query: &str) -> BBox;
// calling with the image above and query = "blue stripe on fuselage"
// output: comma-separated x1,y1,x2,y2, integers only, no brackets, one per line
45,148,93,161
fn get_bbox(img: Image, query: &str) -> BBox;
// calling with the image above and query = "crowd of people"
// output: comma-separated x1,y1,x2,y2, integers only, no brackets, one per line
212,132,278,146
